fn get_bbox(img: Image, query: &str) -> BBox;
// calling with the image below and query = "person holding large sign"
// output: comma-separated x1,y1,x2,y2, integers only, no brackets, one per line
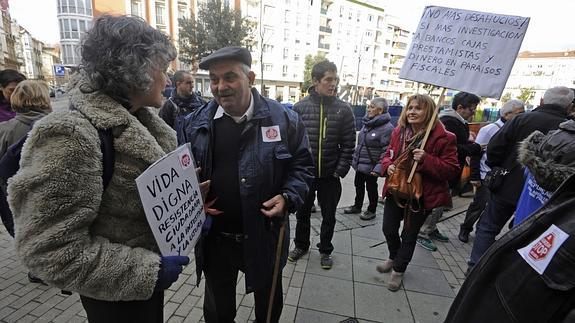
378,94,459,291
8,15,190,322
178,46,314,323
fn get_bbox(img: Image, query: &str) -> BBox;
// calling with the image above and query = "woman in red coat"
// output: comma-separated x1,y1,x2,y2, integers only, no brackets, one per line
376,94,459,291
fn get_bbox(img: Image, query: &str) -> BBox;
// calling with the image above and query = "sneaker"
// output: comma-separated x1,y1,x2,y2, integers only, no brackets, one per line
429,229,449,242
376,259,394,273
320,253,333,270
360,210,376,220
343,205,361,214
388,270,404,291
458,228,470,243
417,237,438,251
288,247,308,262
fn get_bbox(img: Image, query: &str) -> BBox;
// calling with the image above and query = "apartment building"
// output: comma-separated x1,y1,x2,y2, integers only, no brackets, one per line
56,0,194,68
17,27,44,80
505,50,575,106
206,0,320,102
1,10,19,70
322,0,412,104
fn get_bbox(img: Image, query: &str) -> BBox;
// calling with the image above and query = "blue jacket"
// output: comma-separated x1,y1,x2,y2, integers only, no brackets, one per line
178,88,314,292
351,113,393,176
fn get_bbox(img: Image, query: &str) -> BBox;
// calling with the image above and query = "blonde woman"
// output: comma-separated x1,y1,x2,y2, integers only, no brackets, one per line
0,80,52,239
378,94,459,291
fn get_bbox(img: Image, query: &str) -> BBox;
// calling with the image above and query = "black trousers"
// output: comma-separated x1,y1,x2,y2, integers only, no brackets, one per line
460,183,490,232
294,177,342,254
353,172,379,213
382,197,430,272
80,291,164,323
203,235,283,323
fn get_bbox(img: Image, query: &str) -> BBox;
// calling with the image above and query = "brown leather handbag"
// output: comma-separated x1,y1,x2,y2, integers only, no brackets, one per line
386,138,423,212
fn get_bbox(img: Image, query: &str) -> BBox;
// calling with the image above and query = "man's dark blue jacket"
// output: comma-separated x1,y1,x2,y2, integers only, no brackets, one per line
178,88,314,292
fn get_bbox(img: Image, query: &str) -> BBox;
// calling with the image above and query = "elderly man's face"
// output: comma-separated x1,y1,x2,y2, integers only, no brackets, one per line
209,60,255,116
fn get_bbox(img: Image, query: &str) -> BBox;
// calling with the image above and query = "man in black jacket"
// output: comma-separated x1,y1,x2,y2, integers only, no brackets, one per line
467,86,574,271
417,92,481,252
158,70,205,130
288,60,356,270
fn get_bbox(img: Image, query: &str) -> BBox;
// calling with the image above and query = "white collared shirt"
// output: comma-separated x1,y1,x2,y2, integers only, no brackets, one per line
213,93,254,123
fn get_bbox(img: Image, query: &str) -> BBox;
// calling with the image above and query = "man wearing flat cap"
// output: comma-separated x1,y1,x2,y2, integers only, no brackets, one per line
178,46,314,322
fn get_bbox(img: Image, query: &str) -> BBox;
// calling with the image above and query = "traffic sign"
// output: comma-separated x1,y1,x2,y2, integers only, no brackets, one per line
54,65,66,77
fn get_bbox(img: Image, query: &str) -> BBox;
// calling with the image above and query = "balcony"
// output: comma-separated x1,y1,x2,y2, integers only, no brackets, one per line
318,43,330,50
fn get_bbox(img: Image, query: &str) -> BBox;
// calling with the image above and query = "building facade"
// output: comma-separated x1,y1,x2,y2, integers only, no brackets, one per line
56,0,93,66
505,50,575,107
1,10,19,70
18,26,44,80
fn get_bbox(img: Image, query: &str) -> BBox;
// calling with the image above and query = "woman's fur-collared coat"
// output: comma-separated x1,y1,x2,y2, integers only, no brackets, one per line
8,77,176,301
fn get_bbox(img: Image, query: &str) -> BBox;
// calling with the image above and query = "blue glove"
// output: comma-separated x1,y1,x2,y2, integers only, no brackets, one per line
155,255,190,291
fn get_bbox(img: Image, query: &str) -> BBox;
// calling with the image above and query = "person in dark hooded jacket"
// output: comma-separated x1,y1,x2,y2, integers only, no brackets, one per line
514,119,575,225
344,97,393,220
467,86,573,271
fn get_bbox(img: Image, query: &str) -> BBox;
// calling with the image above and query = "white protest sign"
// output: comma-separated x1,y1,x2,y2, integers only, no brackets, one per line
136,143,205,256
399,6,530,98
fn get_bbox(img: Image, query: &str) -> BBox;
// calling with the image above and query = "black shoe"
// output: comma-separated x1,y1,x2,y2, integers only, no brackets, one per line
360,210,376,220
343,206,361,214
458,228,470,243
28,272,47,285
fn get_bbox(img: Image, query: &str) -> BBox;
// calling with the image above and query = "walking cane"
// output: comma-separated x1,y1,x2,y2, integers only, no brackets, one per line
266,219,286,323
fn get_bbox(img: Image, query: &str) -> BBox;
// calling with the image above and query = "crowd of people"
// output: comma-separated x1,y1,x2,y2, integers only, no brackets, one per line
1,13,575,323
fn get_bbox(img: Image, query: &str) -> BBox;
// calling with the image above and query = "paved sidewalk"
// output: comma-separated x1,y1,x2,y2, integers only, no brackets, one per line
0,177,479,322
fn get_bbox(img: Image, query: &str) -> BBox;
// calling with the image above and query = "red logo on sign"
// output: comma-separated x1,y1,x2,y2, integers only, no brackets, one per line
266,128,278,140
529,233,555,261
181,153,191,167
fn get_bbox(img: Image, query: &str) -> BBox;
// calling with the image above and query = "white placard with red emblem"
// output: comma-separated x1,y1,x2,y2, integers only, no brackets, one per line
517,224,569,275
262,125,282,142
135,143,205,257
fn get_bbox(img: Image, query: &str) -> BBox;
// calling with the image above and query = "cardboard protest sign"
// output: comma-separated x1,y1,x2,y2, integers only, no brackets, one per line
136,143,205,256
399,6,530,98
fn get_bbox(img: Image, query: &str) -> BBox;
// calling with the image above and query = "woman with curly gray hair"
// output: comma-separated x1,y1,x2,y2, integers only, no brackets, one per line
8,15,189,322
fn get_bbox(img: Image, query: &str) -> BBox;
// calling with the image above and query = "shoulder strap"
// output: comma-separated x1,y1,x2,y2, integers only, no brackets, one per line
97,129,115,189
69,104,115,190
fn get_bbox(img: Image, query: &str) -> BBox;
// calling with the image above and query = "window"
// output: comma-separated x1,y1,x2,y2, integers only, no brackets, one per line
77,0,86,14
61,0,68,13
263,44,274,53
264,64,273,72
178,4,189,20
284,10,291,23
156,2,166,25
283,48,288,59
70,19,79,39
131,0,142,17
282,65,288,76
368,14,373,22
283,29,289,41
263,26,273,36
294,54,300,61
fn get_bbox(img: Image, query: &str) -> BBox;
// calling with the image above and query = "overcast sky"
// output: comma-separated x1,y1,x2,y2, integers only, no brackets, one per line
8,0,575,52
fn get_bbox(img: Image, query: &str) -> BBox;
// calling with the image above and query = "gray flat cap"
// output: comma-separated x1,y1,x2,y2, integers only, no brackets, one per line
198,46,252,70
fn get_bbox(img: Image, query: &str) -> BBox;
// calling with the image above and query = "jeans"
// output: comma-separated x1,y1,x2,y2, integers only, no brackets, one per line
353,172,379,213
294,177,342,255
382,198,430,272
460,183,490,232
419,207,444,238
468,194,516,268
